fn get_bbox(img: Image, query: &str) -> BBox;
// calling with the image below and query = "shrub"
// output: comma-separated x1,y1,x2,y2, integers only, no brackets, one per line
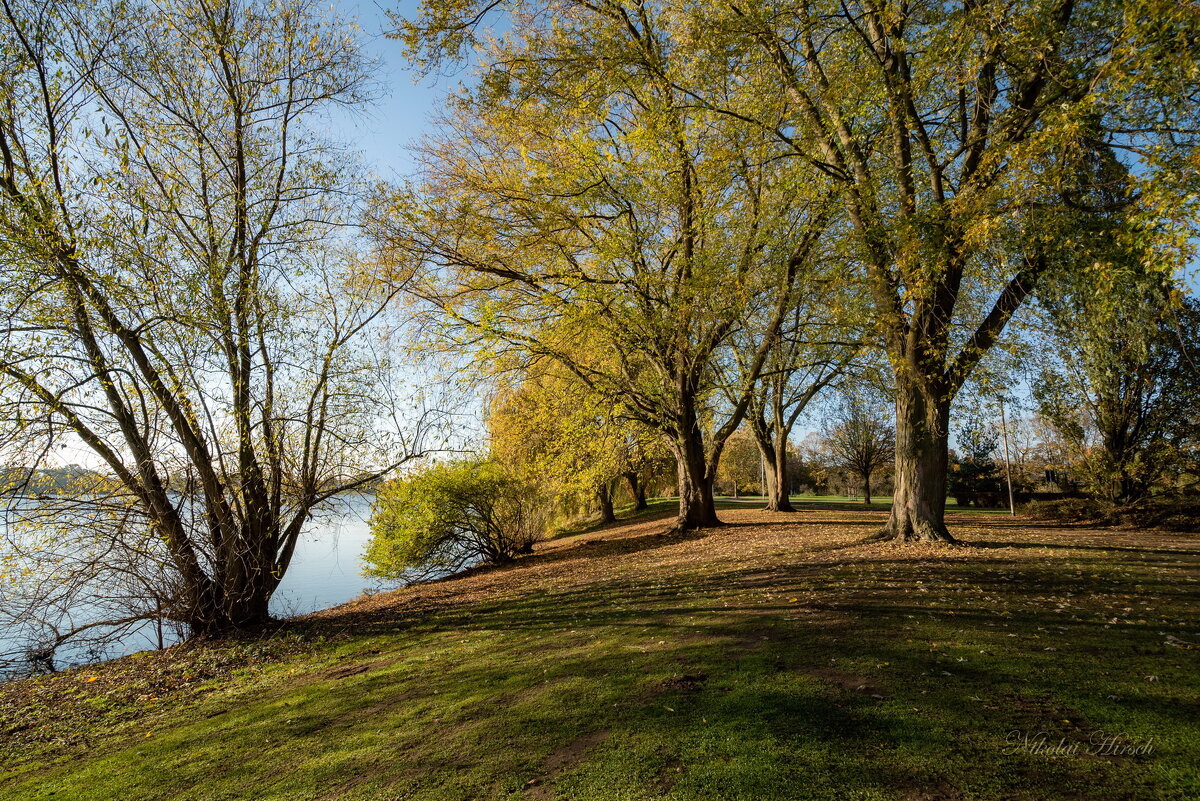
1020,496,1200,532
1020,497,1104,523
365,459,547,580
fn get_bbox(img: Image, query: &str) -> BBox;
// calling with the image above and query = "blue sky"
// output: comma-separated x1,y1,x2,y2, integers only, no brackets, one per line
327,1,453,180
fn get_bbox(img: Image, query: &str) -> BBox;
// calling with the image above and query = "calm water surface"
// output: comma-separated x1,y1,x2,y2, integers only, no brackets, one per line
0,493,396,676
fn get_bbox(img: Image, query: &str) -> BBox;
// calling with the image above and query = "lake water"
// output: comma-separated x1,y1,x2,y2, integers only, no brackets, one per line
272,494,390,617
0,493,396,677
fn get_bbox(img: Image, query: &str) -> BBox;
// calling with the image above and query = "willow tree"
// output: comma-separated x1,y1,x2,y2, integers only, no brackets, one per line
384,1,833,529
0,0,431,652
488,369,668,523
705,0,1200,540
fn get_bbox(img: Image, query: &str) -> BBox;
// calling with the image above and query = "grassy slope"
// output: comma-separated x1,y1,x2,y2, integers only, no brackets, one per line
2,504,1198,801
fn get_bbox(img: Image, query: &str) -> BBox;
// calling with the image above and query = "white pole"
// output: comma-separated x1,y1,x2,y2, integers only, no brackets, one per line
999,396,1015,516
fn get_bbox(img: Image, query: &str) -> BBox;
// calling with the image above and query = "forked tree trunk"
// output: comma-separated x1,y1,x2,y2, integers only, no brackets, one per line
215,538,276,633
624,471,648,510
184,575,270,638
759,436,795,512
867,379,957,543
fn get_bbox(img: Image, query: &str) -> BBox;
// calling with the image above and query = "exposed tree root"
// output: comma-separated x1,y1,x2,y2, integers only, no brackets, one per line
860,518,959,545
663,517,725,537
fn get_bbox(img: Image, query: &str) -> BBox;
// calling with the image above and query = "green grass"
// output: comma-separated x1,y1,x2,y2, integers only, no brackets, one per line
1,507,1198,800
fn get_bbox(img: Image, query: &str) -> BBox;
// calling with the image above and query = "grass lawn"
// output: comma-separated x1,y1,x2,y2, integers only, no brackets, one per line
2,505,1198,800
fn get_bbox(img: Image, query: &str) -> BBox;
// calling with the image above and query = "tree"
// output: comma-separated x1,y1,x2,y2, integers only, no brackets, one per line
1035,290,1200,503
395,0,1200,542
743,333,856,511
714,431,764,498
382,1,834,530
1030,130,1200,503
737,250,860,511
685,0,1200,540
822,394,895,505
949,416,1003,507
487,369,668,524
0,0,433,653
365,459,545,580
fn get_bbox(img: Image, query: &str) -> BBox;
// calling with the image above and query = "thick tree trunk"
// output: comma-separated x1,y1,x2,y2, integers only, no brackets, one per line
597,482,616,524
185,583,271,638
1099,435,1140,504
862,472,872,506
671,426,721,531
181,523,276,637
867,379,958,543
760,436,795,512
219,550,274,632
224,592,272,630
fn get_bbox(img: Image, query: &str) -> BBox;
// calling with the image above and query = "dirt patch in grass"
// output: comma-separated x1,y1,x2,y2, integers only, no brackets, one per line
320,661,384,680
809,667,885,698
525,730,610,799
656,673,708,693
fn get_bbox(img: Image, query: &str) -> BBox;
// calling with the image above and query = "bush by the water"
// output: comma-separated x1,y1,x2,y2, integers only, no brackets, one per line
365,459,547,579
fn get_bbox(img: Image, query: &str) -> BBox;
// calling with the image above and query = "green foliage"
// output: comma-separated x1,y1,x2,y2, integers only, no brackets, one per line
487,370,669,520
714,432,763,496
1035,257,1200,502
366,459,545,579
376,0,842,528
390,0,1200,537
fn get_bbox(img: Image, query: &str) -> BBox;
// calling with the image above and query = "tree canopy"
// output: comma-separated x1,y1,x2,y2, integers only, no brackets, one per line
391,0,1200,539
0,0,434,650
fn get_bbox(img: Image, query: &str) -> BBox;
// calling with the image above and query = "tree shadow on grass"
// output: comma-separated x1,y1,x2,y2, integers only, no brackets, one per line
277,508,1200,799
33,513,1198,801
266,566,1190,801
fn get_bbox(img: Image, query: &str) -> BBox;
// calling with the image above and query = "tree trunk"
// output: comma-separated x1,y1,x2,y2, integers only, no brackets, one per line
220,552,274,632
760,436,795,512
867,379,957,543
179,521,277,637
224,591,272,630
862,472,872,506
671,426,721,531
181,587,225,638
597,482,616,524
624,471,648,510
183,584,270,639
